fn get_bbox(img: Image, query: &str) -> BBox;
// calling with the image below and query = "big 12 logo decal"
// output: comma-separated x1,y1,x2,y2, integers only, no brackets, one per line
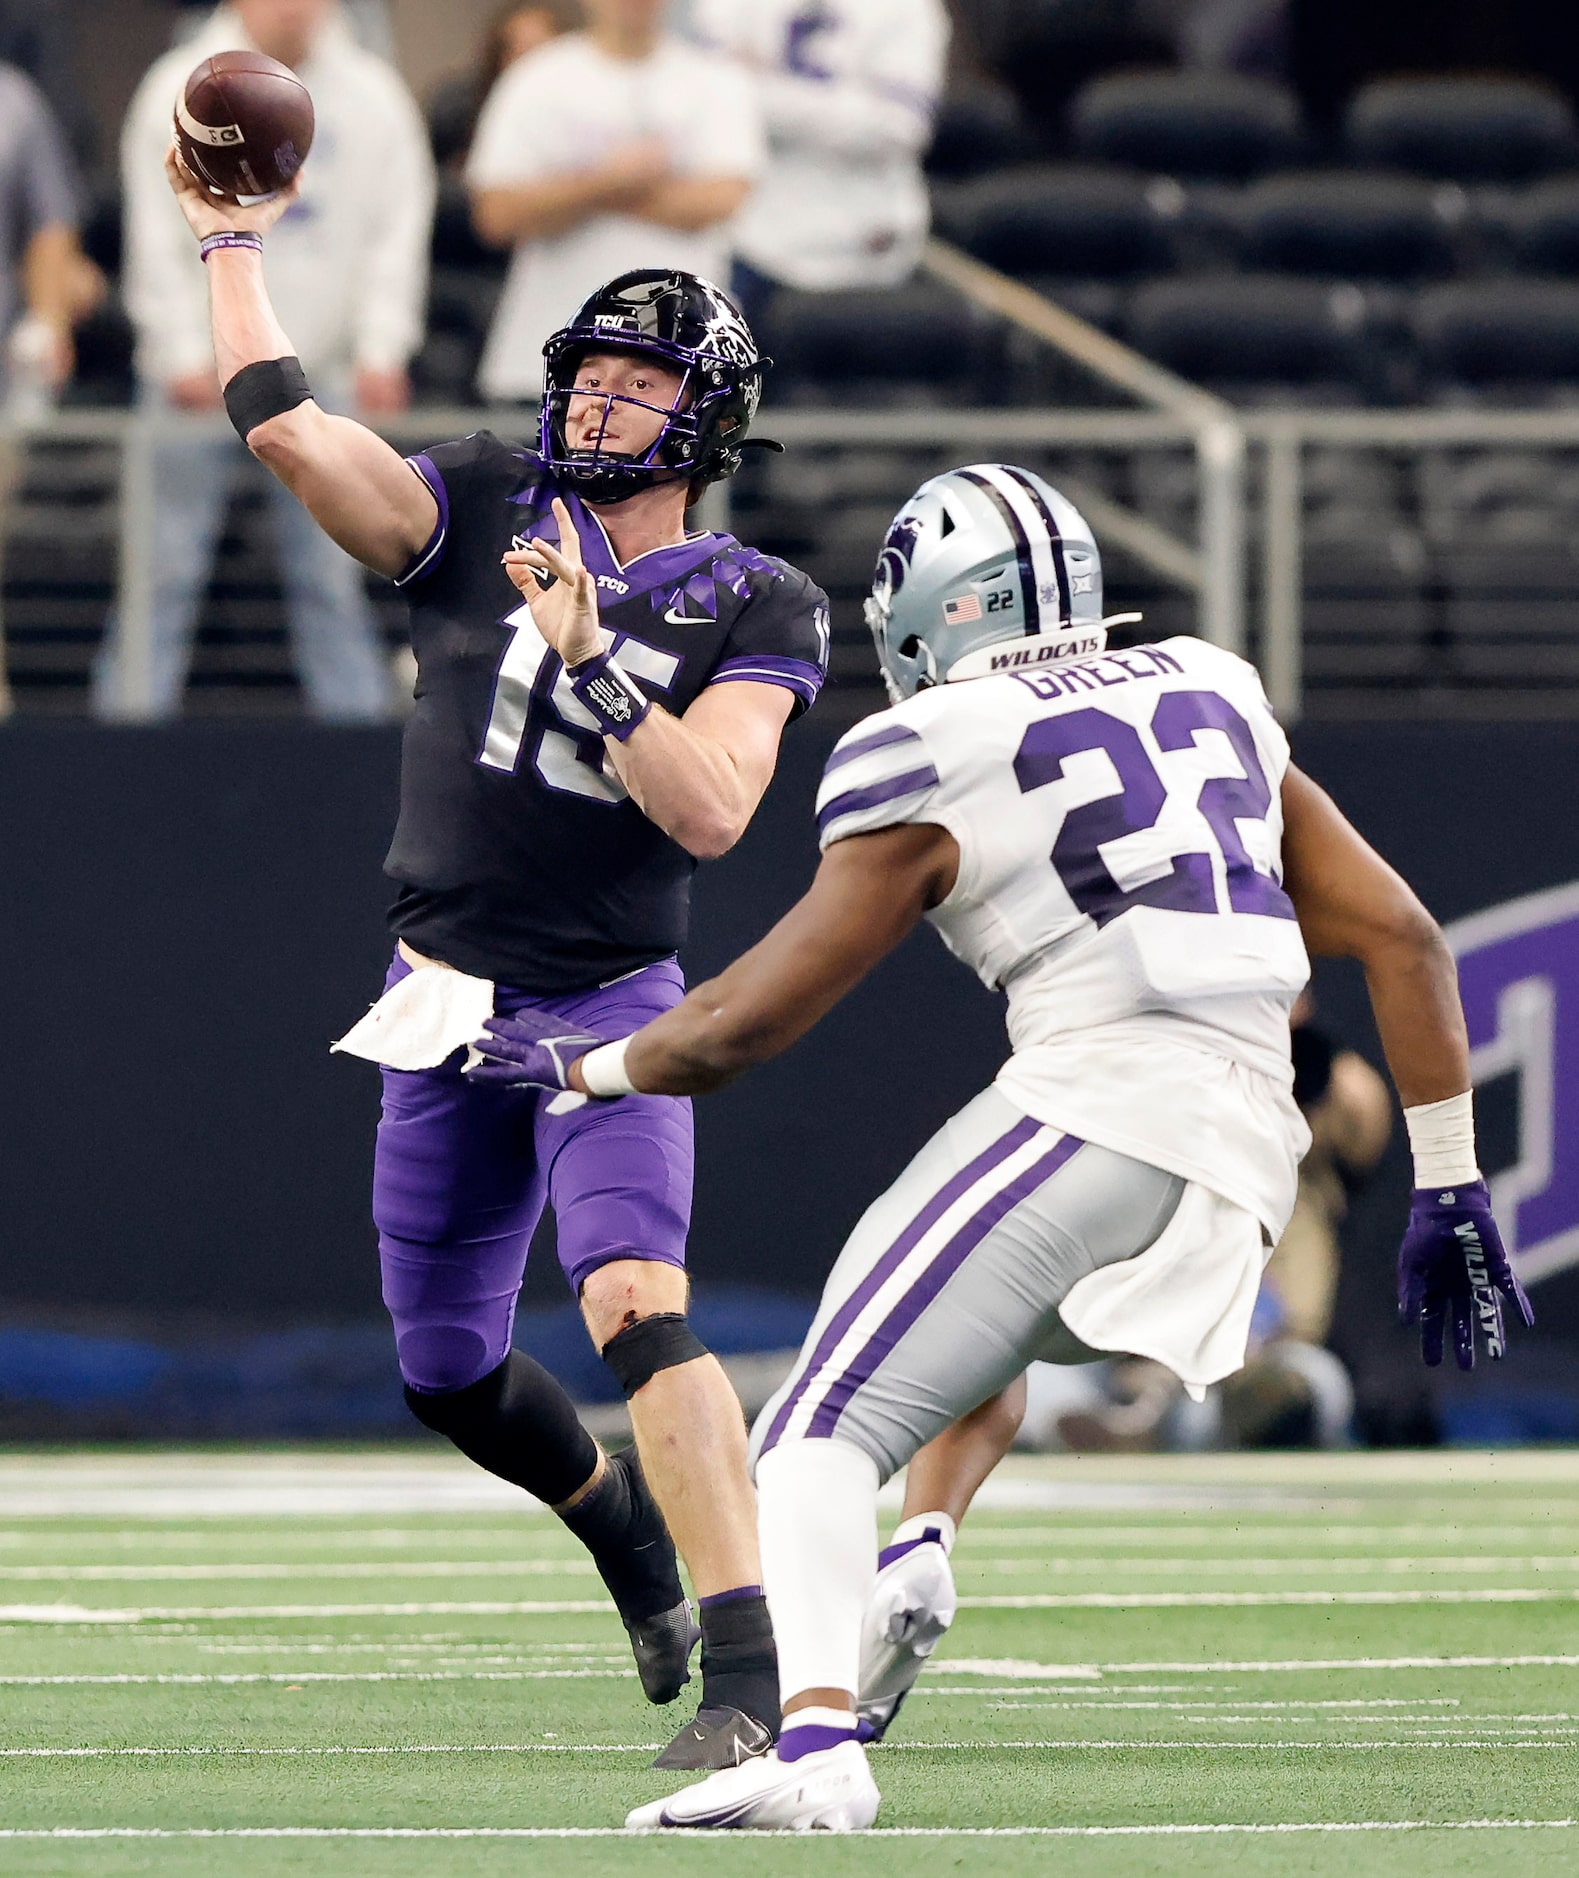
1448,880,1579,1284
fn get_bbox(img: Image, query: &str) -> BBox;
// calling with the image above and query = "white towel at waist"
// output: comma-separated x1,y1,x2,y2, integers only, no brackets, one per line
331,958,496,1071
1056,1182,1270,1400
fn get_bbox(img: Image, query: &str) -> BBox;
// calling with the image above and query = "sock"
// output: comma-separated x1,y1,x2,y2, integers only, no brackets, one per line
559,1447,683,1623
778,1704,859,1763
755,1438,881,1705
880,1509,958,1570
403,1351,598,1506
698,1590,780,1730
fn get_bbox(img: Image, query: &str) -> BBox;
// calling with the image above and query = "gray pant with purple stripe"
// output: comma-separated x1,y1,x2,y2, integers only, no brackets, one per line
751,1088,1183,1482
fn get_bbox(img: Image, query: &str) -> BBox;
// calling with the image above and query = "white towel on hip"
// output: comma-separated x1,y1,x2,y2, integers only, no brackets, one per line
331,959,496,1071
1057,1181,1271,1400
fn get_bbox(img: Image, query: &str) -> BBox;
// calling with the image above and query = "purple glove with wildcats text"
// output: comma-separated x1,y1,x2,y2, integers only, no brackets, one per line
466,1005,606,1096
1397,1180,1533,1371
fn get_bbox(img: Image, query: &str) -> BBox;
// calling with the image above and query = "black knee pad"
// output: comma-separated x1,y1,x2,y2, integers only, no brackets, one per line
601,1312,710,1399
403,1372,497,1437
403,1353,599,1507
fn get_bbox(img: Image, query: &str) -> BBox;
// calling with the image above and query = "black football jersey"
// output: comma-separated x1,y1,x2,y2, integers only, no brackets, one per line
385,434,830,992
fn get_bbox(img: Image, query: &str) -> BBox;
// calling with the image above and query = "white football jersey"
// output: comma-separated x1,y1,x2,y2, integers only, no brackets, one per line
816,638,1312,1234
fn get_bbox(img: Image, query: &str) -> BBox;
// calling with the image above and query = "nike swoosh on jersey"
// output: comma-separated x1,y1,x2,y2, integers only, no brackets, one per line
664,607,714,627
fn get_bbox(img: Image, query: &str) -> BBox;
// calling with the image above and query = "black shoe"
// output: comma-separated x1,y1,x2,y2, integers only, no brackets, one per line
624,1599,700,1707
652,1704,775,1771
587,1446,695,1705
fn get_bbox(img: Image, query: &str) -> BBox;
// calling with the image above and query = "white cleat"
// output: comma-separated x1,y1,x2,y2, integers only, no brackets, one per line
625,1739,880,1833
858,1539,957,1741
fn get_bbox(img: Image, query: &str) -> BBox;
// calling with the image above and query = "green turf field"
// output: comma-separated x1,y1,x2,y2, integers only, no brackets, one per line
0,1448,1575,1876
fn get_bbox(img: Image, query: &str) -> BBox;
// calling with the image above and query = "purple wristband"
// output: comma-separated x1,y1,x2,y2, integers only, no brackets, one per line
200,232,263,264
569,650,651,742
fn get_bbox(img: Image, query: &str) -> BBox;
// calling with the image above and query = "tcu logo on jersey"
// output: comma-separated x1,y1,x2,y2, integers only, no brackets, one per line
1448,881,1579,1284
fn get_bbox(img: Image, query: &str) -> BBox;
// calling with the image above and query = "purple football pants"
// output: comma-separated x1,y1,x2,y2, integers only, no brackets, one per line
372,952,694,1394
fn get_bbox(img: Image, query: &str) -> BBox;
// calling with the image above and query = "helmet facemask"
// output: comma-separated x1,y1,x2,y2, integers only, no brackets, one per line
538,271,771,505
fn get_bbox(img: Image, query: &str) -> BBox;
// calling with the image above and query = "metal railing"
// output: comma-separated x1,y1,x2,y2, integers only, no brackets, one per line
9,306,1579,719
923,239,1250,665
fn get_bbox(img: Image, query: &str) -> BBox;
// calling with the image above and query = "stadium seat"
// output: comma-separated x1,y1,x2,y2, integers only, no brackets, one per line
1502,178,1579,275
925,83,1035,180
1069,69,1303,181
1126,274,1383,399
985,0,1175,143
1414,281,1579,390
1234,171,1460,281
753,282,1001,405
1346,78,1578,184
937,163,1181,282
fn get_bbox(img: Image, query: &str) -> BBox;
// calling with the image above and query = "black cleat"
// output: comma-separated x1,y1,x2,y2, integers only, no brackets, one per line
588,1446,694,1705
652,1704,775,1771
624,1599,700,1707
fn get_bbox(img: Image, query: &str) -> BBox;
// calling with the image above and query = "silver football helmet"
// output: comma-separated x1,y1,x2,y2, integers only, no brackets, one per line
864,463,1139,702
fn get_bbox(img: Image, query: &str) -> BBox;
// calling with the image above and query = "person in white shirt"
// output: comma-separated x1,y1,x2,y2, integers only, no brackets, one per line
95,0,435,721
466,0,763,403
688,0,949,301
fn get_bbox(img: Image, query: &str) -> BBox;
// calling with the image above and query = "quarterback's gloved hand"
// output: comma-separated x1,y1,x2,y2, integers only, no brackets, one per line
1396,1180,1533,1370
466,1006,607,1095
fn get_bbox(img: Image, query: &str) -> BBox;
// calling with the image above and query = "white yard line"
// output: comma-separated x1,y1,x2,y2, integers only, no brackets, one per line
959,1589,1579,1608
7,1740,1576,1757
963,1556,1579,1575
0,1600,612,1623
6,1587,1573,1624
1097,1653,1579,1673
955,1525,1579,1546
0,1822,1572,1841
0,1561,597,1582
0,1670,630,1685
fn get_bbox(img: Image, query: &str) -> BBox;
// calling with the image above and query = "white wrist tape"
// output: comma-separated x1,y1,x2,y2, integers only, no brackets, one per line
579,1036,638,1098
1404,1090,1480,1189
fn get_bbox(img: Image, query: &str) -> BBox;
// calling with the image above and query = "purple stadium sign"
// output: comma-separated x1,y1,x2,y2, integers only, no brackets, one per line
1447,881,1579,1285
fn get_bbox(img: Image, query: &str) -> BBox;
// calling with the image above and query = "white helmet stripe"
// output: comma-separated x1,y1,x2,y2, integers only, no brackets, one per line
968,462,1067,628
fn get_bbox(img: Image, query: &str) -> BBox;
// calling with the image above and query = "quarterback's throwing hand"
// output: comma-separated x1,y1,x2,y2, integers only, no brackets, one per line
502,497,602,667
467,1005,606,1098
1396,1180,1533,1370
164,145,301,241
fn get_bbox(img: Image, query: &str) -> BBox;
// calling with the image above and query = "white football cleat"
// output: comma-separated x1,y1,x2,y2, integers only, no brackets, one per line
625,1739,880,1833
858,1538,957,1740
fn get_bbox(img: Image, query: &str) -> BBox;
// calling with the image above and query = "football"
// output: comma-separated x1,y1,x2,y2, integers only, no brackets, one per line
174,50,314,200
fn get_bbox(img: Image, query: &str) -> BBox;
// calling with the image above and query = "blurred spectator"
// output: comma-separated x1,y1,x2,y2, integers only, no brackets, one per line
688,0,949,306
1141,0,1290,79
1,60,99,719
0,63,87,407
95,0,434,722
427,3,580,171
173,0,398,60
466,0,763,402
0,0,98,170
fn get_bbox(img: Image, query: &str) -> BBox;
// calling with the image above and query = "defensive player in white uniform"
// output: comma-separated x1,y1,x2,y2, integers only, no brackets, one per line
470,464,1531,1830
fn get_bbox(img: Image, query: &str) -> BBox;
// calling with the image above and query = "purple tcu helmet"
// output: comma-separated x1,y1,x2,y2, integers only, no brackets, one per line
539,269,779,504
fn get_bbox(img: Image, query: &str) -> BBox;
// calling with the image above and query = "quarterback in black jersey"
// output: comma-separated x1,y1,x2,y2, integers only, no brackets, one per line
169,147,829,1770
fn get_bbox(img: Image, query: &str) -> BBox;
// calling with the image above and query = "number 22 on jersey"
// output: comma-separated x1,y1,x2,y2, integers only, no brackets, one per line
1012,684,1296,927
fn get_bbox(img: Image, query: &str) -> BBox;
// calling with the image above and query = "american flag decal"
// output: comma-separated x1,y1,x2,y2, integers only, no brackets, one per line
943,593,983,623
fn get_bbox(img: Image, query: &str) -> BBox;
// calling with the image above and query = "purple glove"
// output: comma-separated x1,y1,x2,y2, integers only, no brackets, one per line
1397,1179,1533,1370
466,1005,607,1095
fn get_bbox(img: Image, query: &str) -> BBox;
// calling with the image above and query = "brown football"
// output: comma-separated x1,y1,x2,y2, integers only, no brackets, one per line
175,50,315,200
